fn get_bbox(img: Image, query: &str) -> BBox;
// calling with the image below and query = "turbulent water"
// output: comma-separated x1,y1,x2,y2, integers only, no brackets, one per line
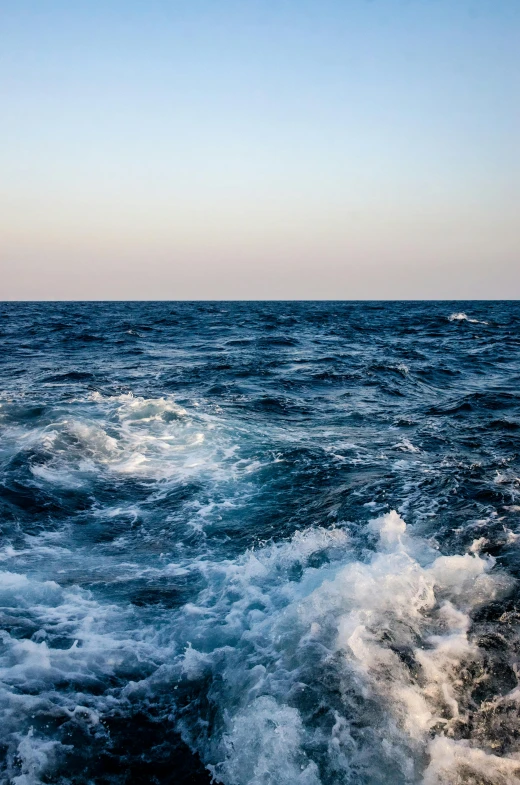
1,301,520,785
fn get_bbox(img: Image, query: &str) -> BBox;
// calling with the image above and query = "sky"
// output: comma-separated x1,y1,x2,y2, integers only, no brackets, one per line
1,0,519,299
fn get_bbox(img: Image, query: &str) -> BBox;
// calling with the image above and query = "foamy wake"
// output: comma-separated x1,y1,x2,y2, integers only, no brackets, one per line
176,512,519,784
2,392,256,488
1,512,518,784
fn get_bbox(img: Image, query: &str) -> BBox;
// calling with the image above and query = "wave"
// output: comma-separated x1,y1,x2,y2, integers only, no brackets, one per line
2,302,520,784
171,512,517,784
1,498,518,784
448,312,488,325
1,393,242,486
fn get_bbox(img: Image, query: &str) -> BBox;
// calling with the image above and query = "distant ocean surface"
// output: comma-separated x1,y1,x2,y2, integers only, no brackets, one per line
1,301,520,785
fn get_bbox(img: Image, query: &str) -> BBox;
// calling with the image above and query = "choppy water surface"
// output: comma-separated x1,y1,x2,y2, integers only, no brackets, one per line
1,301,520,785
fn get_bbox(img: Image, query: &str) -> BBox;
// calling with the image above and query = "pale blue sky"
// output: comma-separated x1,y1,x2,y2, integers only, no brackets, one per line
1,0,519,298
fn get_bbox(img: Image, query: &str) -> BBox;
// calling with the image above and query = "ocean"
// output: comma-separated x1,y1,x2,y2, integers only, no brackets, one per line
0,301,519,785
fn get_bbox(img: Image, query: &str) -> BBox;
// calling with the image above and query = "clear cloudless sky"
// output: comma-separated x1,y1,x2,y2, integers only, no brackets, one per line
1,0,519,299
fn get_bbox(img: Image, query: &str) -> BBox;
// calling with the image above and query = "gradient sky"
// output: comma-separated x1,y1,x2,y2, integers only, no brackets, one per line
1,0,519,299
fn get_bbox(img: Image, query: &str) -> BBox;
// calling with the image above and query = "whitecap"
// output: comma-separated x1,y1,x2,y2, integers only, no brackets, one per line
448,312,488,325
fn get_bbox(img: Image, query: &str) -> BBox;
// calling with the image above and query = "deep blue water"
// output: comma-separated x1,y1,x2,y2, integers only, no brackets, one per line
1,301,519,785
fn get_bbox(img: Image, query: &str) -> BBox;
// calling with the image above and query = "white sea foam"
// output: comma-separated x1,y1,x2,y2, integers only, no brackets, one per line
172,511,515,784
0,510,517,784
424,737,520,785
0,565,173,783
210,696,321,785
4,393,262,495
448,312,488,325
395,437,420,453
11,730,67,785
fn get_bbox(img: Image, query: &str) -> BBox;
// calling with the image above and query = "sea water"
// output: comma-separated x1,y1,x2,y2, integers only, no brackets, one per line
0,301,519,784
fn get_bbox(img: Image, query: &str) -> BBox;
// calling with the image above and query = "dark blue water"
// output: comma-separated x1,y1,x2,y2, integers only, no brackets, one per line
1,301,519,785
